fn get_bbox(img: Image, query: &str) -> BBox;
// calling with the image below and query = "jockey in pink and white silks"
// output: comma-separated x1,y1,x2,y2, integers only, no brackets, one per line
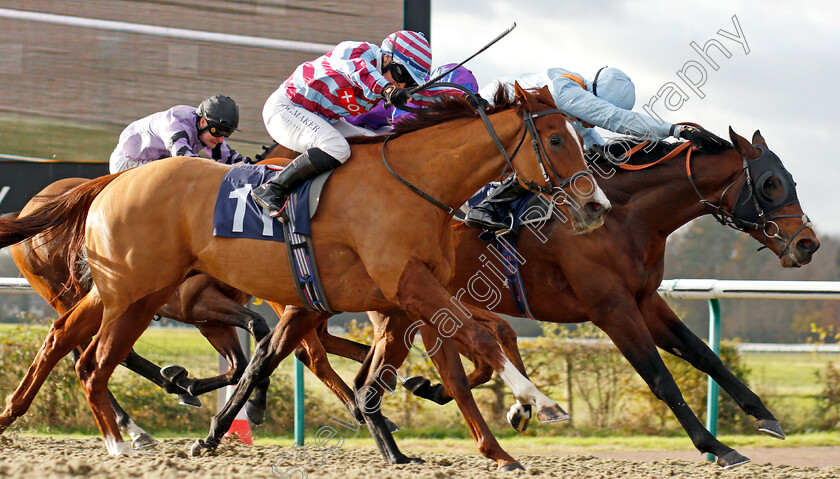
251,30,432,217
109,94,249,173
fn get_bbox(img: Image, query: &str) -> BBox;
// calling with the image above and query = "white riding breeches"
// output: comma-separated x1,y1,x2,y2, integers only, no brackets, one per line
263,89,377,163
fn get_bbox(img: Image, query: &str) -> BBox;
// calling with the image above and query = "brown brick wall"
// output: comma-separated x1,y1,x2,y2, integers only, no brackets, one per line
0,1,404,143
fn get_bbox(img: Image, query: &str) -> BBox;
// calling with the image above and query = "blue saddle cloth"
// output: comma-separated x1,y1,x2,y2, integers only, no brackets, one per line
212,164,314,242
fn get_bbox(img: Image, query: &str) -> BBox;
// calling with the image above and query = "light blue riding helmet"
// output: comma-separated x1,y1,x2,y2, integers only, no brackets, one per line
591,67,635,110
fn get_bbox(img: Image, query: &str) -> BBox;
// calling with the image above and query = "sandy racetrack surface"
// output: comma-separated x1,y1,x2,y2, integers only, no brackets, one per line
1,434,839,478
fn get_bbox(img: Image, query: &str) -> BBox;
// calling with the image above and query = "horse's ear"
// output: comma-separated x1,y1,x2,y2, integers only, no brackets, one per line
513,81,532,108
729,126,760,159
752,130,768,148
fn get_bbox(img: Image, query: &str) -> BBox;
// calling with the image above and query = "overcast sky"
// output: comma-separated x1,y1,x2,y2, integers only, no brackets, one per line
430,0,840,236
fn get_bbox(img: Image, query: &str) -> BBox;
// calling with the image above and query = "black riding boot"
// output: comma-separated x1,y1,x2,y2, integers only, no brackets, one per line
251,148,341,216
464,176,528,231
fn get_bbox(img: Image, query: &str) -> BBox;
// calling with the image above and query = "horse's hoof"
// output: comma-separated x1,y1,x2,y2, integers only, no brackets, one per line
506,403,532,433
383,416,400,433
161,365,189,383
402,375,432,394
189,438,216,457
131,433,158,449
402,376,451,405
536,404,570,423
245,400,266,426
756,419,786,440
394,454,424,464
178,394,203,409
716,450,750,469
499,462,525,472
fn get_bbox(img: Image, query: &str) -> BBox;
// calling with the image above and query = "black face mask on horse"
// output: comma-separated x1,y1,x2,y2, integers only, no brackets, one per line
708,143,809,256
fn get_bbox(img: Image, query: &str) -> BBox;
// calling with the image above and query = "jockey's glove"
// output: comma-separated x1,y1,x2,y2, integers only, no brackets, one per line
676,125,729,153
383,84,411,109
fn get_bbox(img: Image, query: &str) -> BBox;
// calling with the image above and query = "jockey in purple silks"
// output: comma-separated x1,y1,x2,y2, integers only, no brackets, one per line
109,94,249,173
251,31,433,217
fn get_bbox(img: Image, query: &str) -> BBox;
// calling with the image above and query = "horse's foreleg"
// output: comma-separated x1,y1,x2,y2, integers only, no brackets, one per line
418,326,522,471
641,294,783,439
316,322,371,363
294,329,365,425
591,299,750,469
353,310,421,465
395,258,565,423
0,291,103,433
193,307,327,456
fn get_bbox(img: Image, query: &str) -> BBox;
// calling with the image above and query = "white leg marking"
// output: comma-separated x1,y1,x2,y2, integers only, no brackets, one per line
497,357,556,410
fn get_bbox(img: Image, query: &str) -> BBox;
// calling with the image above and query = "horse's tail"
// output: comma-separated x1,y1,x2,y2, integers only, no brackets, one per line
0,172,123,251
0,173,124,297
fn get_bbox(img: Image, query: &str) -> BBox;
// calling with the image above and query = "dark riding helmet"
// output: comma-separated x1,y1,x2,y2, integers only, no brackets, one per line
196,94,240,137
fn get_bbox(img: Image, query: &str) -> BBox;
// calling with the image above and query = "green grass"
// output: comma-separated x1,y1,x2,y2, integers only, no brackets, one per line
1,323,837,440
743,352,836,397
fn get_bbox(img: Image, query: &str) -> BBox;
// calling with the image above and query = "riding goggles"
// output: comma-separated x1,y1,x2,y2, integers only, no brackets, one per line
207,122,235,138
384,61,416,86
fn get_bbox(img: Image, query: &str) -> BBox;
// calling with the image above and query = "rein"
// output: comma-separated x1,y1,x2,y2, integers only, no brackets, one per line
380,83,593,214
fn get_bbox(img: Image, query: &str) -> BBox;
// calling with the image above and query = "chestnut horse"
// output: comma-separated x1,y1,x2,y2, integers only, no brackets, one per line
264,128,819,469
7,178,276,445
0,85,608,466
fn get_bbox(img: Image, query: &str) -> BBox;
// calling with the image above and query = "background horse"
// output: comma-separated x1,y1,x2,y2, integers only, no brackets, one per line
398,128,818,467
0,85,607,469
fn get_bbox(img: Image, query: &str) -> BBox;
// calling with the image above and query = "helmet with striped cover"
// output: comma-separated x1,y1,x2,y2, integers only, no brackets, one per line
380,30,432,86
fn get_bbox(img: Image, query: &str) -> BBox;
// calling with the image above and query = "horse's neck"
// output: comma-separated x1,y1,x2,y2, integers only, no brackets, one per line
376,110,522,211
610,148,743,240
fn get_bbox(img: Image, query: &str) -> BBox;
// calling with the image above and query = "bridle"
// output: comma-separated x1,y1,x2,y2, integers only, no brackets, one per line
685,144,810,259
609,132,809,259
381,82,593,214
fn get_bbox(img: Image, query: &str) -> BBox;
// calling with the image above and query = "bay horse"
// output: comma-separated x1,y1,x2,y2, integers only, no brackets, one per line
262,127,819,469
0,85,608,467
387,128,818,468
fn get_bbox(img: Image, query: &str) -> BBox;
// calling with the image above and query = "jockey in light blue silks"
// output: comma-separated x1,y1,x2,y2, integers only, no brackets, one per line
466,67,723,231
251,31,433,217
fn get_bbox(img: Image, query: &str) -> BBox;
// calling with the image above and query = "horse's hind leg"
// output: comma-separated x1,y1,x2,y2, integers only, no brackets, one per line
395,258,565,423
75,287,176,456
193,306,328,456
71,347,158,449
0,290,103,434
642,294,783,439
417,326,522,471
120,349,201,407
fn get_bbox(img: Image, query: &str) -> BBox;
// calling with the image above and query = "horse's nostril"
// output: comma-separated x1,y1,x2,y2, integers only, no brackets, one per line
797,238,819,254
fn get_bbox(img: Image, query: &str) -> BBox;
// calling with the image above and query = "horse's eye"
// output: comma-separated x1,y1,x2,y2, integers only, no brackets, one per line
549,135,563,147
761,176,782,200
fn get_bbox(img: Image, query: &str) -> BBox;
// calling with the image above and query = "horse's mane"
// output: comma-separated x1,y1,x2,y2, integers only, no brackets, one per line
588,134,733,171
349,85,554,144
